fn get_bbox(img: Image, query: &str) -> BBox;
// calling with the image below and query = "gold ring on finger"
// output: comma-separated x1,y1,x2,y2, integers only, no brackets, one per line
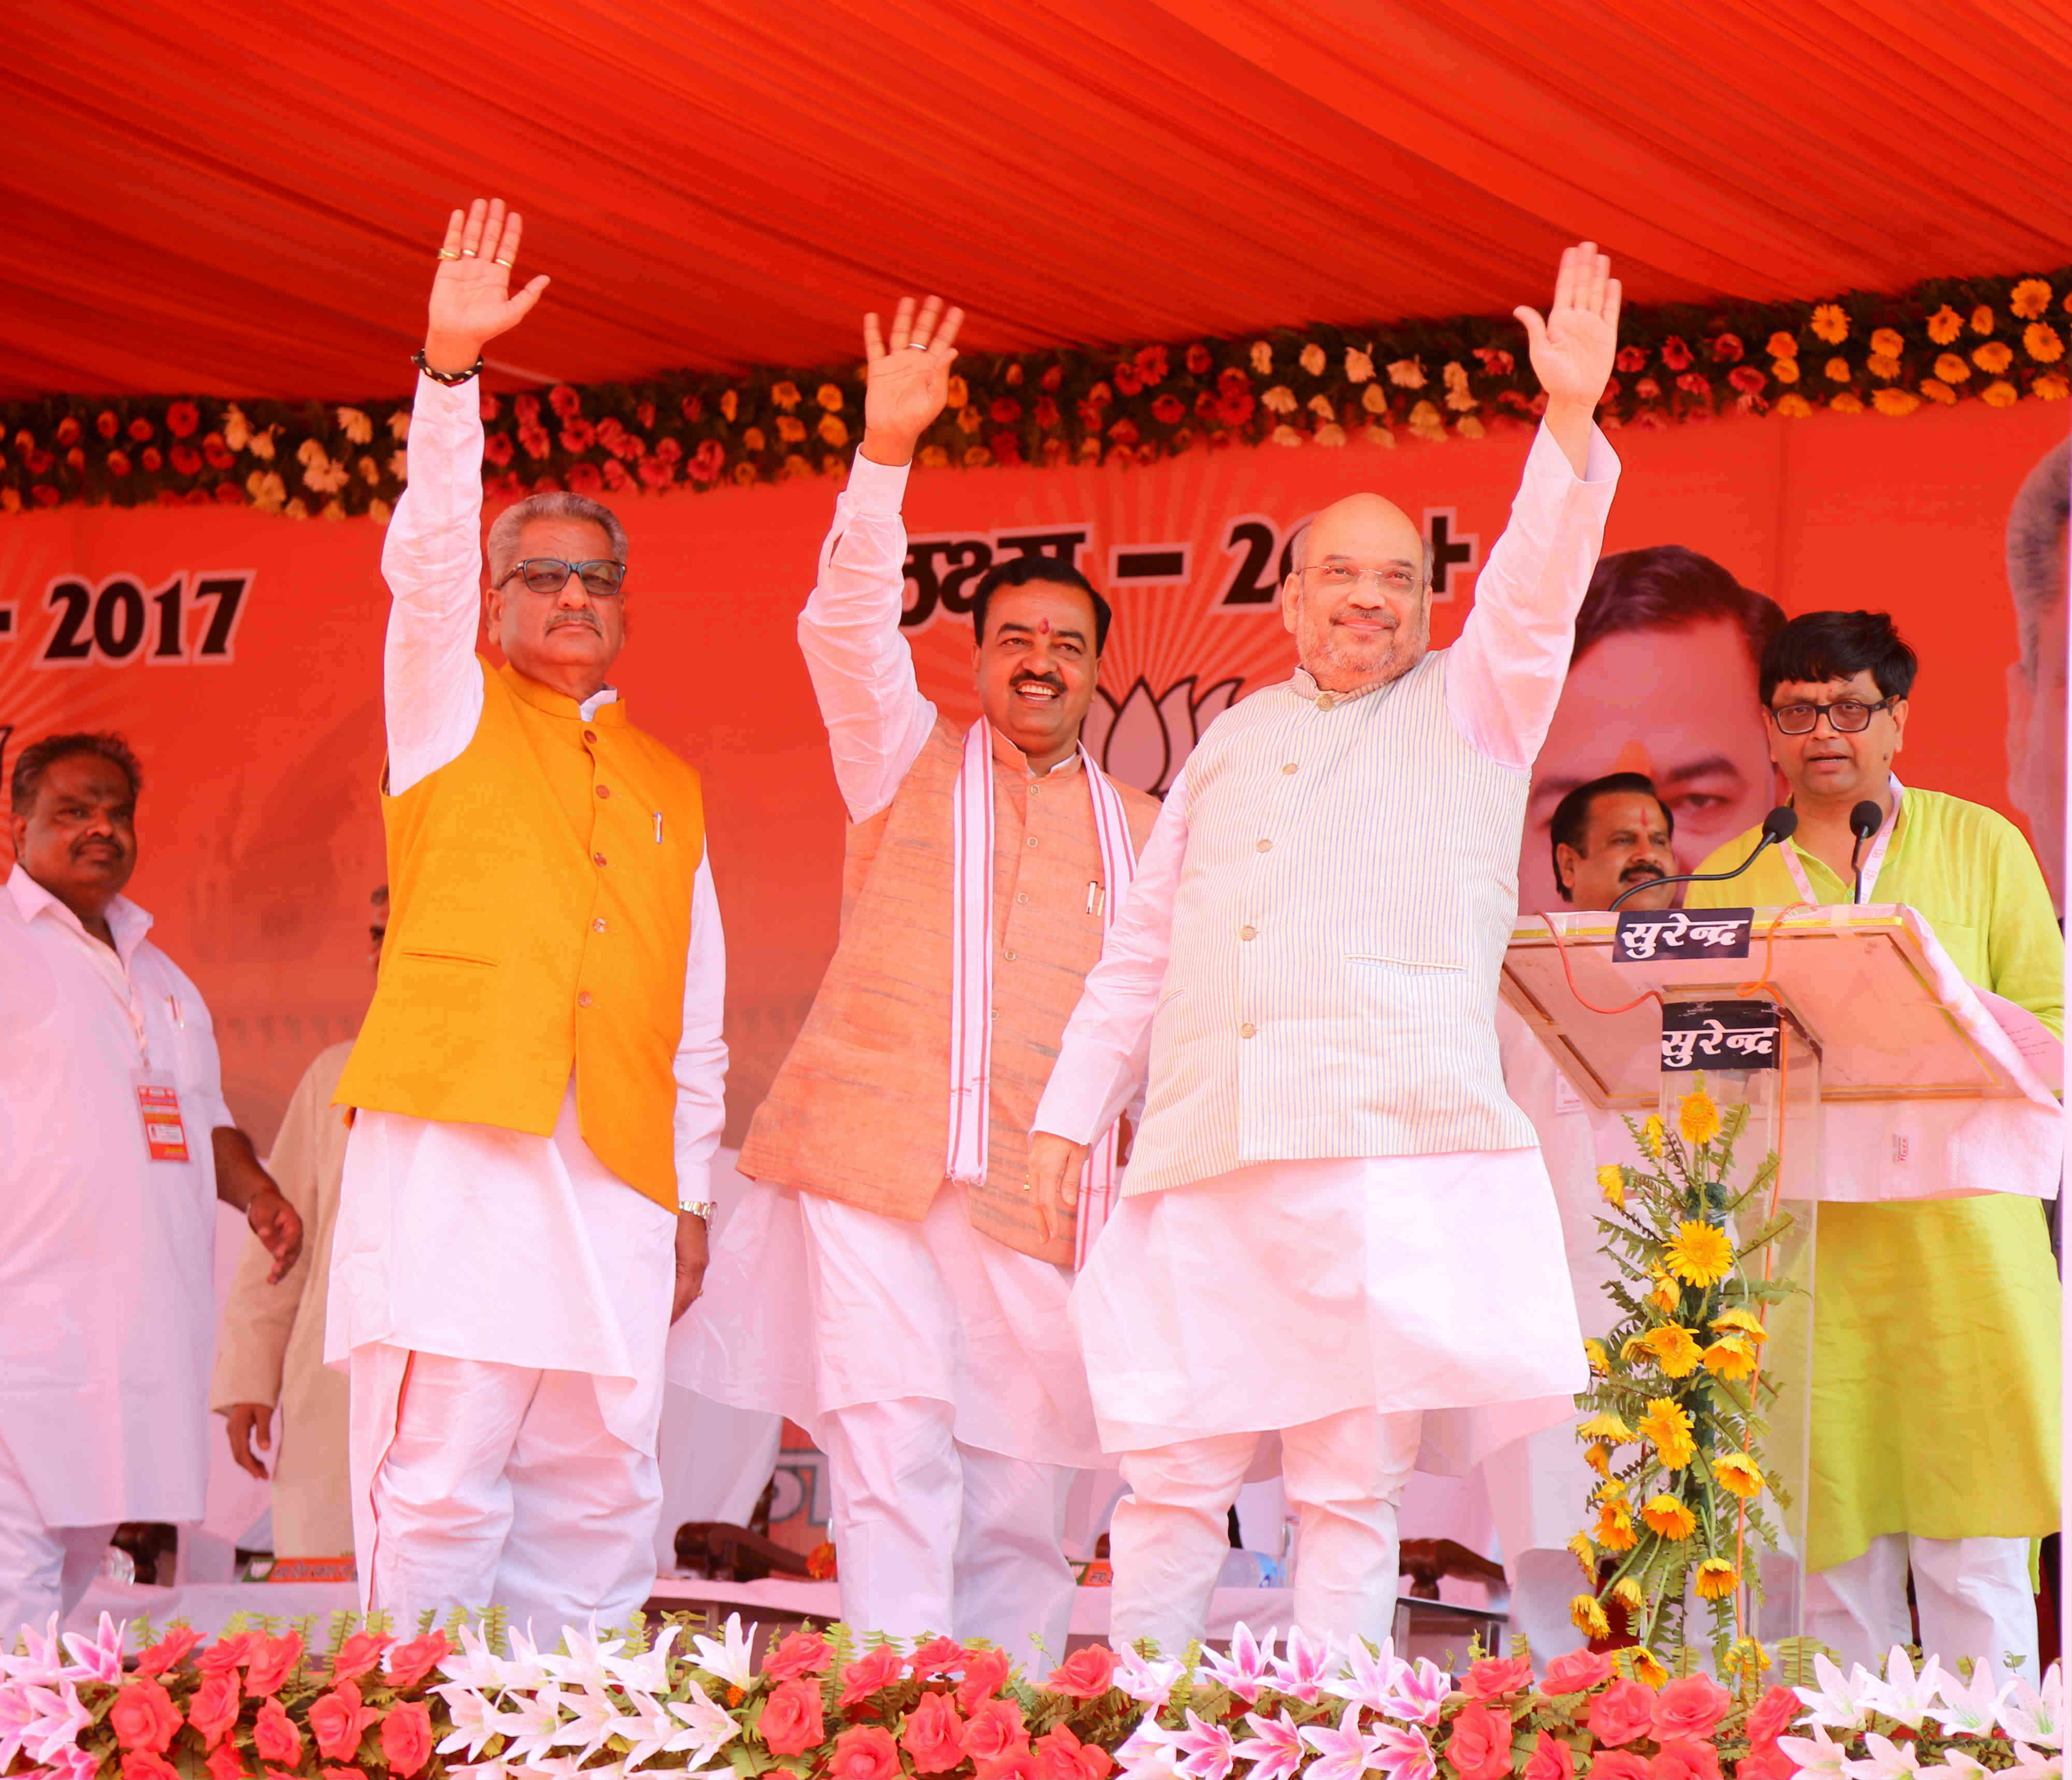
461,249,478,258
495,257,515,268
437,249,461,261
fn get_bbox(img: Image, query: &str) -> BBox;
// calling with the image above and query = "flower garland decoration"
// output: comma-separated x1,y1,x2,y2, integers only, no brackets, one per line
2,1610,2062,1780
1572,1084,1795,1661
2,269,2068,517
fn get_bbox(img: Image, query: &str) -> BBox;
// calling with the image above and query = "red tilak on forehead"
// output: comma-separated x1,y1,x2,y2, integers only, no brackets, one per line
1038,618,1050,634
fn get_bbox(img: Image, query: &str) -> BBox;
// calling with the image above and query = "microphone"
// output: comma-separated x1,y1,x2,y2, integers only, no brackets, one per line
1607,806,1798,911
1849,799,1885,904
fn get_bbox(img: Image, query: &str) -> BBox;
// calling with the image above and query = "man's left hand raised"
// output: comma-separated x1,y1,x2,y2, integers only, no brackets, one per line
671,1212,710,1323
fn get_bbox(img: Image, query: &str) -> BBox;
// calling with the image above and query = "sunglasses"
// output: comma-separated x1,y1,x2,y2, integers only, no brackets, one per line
501,558,627,598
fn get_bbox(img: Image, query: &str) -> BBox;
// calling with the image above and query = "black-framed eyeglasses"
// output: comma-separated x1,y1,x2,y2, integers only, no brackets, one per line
500,557,627,598
369,924,387,947
1768,696,1898,735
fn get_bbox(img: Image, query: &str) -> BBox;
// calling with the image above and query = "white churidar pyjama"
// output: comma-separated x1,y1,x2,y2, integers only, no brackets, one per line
1807,1533,2038,1678
0,1432,114,1638
1109,1406,1423,1651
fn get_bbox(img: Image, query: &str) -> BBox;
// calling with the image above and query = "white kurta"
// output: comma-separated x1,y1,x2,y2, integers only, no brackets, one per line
672,452,1099,1467
1034,421,1619,1464
323,372,728,1456
0,866,231,1525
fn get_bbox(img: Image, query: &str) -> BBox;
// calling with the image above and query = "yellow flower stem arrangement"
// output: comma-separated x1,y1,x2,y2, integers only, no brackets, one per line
1570,1079,1796,1660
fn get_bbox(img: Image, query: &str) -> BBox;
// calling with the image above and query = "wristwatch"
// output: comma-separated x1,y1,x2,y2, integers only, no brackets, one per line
679,1199,716,1221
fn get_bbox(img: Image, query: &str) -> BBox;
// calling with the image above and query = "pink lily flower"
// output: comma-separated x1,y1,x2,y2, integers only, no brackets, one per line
1237,1709,1307,1780
22,1682,92,1765
1300,1704,1387,1780
1200,1624,1277,1705
1171,1711,1239,1780
59,1616,125,1687
1373,1724,1438,1780
1271,1627,1337,1704
1378,1657,1454,1727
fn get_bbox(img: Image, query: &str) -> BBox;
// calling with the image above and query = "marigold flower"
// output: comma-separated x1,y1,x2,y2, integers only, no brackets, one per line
1982,380,2020,407
1694,1558,1740,1600
1640,1323,1705,1377
1572,1594,1611,1639
1974,341,2015,373
1641,1494,1697,1538
1867,327,1904,358
1934,353,1972,383
1360,383,1390,414
1775,394,1815,417
1867,352,1902,379
1585,1442,1614,1480
1920,379,1957,405
1344,347,1375,383
1971,303,1997,334
1873,388,1921,415
1700,1337,1758,1381
2039,374,2070,400
2011,279,2054,320
1579,1410,1634,1442
1647,1271,1681,1314
1643,1115,1665,1157
2024,323,2065,363
1765,330,1800,359
1568,1531,1597,1575
1598,1164,1627,1208
1713,1452,1765,1498
1824,356,1853,382
1677,1088,1721,1146
1595,1502,1639,1553
1297,342,1327,377
1637,1397,1696,1469
770,381,802,411
1926,306,1964,345
1771,358,1800,383
1666,1221,1734,1287
1810,305,1849,344
1610,1576,1645,1610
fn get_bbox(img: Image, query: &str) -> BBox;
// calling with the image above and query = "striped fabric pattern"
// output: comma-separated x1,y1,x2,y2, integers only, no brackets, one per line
1123,652,1537,1199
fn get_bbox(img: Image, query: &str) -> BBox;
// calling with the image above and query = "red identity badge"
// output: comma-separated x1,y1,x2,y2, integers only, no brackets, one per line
133,1070,191,1163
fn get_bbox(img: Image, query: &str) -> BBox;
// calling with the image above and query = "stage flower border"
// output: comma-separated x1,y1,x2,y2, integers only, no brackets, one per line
3,269,2069,518
3,1611,2062,1780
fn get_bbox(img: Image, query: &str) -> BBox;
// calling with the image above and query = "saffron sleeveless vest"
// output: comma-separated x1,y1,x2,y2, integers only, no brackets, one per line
336,660,704,1211
1124,653,1536,1199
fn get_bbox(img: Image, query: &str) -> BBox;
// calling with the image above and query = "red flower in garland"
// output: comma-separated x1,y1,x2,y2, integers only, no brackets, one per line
1474,346,1516,377
1464,1655,1535,1700
1112,365,1143,397
637,399,657,429
839,1643,906,1706
329,1633,393,1686
1675,372,1713,398
1648,1739,1723,1780
1033,396,1060,429
829,1725,903,1780
900,1690,967,1772
681,394,705,424
213,480,246,505
253,1699,303,1766
1445,1702,1514,1780
1036,1724,1115,1780
309,1682,378,1761
909,1637,967,1677
1185,343,1214,375
96,409,120,439
989,430,1025,466
688,440,726,484
1150,394,1186,425
140,445,164,471
189,1671,243,1748
1710,332,1745,362
548,384,583,420
122,1755,180,1780
1106,419,1141,446
990,397,1024,424
1541,1649,1613,1694
1589,1681,1660,1748
136,1627,202,1677
560,417,597,453
1039,364,1063,392
1660,336,1694,371
1522,1731,1575,1780
1727,366,1767,395
1045,1644,1118,1700
483,433,514,466
56,416,82,447
106,449,133,477
639,456,677,489
1134,345,1169,384
380,1701,435,1778
31,484,59,506
110,1680,184,1753
956,1647,1013,1713
203,432,235,470
759,1678,826,1757
169,444,203,476
1745,1687,1801,1749
762,1631,833,1682
1594,1755,1653,1780
167,400,201,438
1615,345,1649,373
205,1743,250,1780
128,417,155,443
961,1698,1030,1768
566,462,605,495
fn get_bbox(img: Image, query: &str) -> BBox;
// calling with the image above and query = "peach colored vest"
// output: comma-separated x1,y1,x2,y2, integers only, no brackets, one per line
740,716,1159,1263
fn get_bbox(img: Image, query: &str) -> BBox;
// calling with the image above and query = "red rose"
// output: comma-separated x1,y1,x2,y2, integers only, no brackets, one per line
639,457,677,489
253,1699,303,1767
169,444,203,476
901,1690,967,1773
1745,1688,1801,1748
206,1742,250,1780
167,400,201,438
1542,1650,1614,1695
760,1678,825,1757
1522,1731,1575,1780
56,416,82,446
381,1702,435,1778
322,1768,370,1780
1727,366,1767,395
548,384,583,419
1033,397,1060,429
763,1630,833,1682
830,1725,903,1780
962,1698,1030,1767
128,416,155,442
597,416,629,454
1037,1725,1116,1780
688,439,726,483
383,1633,450,1691
203,432,234,469
637,399,657,429
1589,1681,1660,1748
123,1755,181,1780
155,489,182,506
1113,365,1143,397
1039,364,1064,392
681,394,705,424
1615,346,1648,373
483,433,514,466
309,1682,378,1761
1660,337,1694,371
1737,1750,1796,1780
841,1643,907,1706
1648,1740,1722,1780
566,462,605,495
190,1672,243,1748
989,397,1024,424
560,418,597,452
980,1758,1043,1780
1046,1644,1118,1700
1465,1656,1536,1701
1710,333,1745,363
111,1680,185,1754
956,1647,1013,1714
96,409,120,439
1445,1703,1513,1780
137,1627,203,1677
106,449,133,476
1150,394,1186,424
140,445,163,471
23,446,54,476
1185,343,1214,375
1653,1676,1731,1743
1594,1755,1653,1780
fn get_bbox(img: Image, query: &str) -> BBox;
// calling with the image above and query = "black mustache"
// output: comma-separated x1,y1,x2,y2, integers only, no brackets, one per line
1011,673,1067,693
547,612,601,633
1621,863,1668,881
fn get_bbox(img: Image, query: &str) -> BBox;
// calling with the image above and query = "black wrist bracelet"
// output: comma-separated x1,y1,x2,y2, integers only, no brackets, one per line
413,348,483,386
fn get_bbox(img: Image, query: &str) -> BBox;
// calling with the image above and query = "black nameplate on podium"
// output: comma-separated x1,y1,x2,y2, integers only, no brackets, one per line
1660,998,1779,1072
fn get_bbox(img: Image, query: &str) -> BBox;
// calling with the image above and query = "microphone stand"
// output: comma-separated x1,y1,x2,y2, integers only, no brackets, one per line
1607,825,1793,911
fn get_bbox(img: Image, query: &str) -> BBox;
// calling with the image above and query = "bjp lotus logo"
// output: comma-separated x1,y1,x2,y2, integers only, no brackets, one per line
1083,676,1244,796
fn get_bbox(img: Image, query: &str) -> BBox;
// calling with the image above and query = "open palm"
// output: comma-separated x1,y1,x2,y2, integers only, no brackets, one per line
1515,243,1621,409
425,199,550,358
862,295,965,455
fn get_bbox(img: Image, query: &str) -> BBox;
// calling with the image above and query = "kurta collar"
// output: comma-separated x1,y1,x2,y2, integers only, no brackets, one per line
986,721,1085,780
1288,662,1407,707
498,661,626,725
6,863,154,967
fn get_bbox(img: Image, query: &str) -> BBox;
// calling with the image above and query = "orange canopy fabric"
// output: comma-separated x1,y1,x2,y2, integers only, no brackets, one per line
9,0,2071,400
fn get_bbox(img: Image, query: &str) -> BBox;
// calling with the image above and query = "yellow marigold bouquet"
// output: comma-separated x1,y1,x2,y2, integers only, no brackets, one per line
1570,1078,1796,1658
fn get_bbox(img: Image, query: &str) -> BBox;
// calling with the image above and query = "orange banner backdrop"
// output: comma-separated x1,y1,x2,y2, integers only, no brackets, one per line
2,400,2064,1146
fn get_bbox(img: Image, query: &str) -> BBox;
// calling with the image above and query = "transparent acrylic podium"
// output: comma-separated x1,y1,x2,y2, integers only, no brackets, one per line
1501,904,2062,1641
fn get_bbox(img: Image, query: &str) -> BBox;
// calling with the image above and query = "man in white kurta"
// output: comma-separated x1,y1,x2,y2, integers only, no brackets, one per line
1029,245,1624,1648
325,199,727,1635
1,734,302,1634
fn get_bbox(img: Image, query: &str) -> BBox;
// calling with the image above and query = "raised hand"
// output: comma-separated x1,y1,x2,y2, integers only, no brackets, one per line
859,295,966,468
1514,242,1621,471
423,198,551,375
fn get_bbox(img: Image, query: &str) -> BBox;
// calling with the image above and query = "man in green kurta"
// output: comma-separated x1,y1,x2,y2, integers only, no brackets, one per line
1687,608,2060,1675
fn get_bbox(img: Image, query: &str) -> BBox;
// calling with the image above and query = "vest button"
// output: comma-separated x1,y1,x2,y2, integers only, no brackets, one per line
1240,1022,1257,1038
1240,925,1256,940
593,917,607,933
577,990,594,1008
1256,838,1272,853
1283,761,1298,774
593,851,608,866
596,785,611,799
582,729,597,744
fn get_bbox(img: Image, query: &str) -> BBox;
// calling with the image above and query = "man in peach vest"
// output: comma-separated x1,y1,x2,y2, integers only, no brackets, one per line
1030,246,1624,1650
679,296,1158,1661
328,200,728,1635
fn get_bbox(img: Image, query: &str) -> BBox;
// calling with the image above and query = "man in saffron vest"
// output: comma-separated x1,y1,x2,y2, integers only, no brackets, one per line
679,296,1159,1660
329,199,728,1633
1029,245,1624,1649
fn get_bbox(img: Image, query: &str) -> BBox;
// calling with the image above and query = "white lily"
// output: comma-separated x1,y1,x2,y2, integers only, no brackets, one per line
663,1678,741,1768
1930,1667,2011,1739
1843,1732,1922,1780
497,1625,554,1693
614,1689,680,1774
2005,1746,2064,1780
436,1686,507,1761
439,1624,508,1694
1114,1648,1189,1715
1865,1648,1947,1731
606,1626,683,1696
2004,1666,2065,1751
1796,1654,1880,1732
1777,1725,1850,1780
500,1682,570,1764
1918,1753,1990,1780
541,1624,626,1690
552,1682,625,1759
687,1615,757,1691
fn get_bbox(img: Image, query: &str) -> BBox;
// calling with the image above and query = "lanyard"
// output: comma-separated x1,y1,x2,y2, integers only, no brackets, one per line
49,915,157,1066
1780,773,1903,906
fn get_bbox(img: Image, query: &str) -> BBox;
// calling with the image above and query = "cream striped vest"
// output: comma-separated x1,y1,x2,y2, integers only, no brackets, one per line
1123,652,1537,1198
